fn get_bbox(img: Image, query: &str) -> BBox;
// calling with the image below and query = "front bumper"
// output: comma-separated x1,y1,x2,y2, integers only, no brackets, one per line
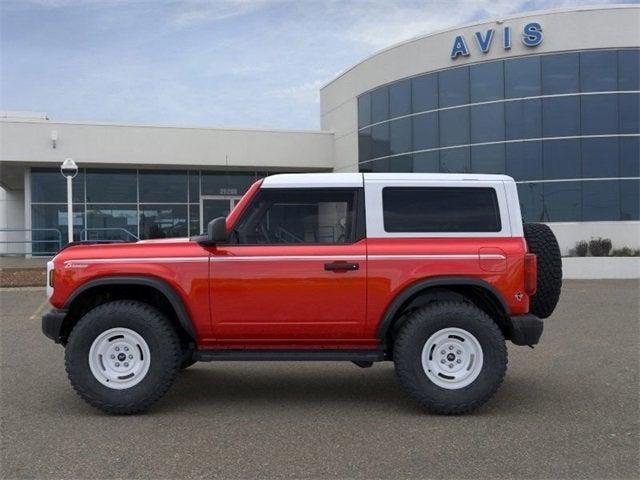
42,308,68,344
508,314,543,346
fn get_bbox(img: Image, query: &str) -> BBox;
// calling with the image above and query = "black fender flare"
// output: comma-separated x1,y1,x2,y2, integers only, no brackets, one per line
64,276,196,339
376,276,510,340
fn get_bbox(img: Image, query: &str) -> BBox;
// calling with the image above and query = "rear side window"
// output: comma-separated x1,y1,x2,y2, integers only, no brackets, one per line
382,187,501,233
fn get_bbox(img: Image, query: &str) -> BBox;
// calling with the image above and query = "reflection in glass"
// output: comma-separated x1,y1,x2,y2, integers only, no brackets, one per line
505,99,541,140
439,67,469,108
505,56,540,98
580,51,617,92
470,103,504,143
581,94,619,135
139,205,188,239
543,96,580,137
358,93,371,128
506,142,543,181
582,138,619,178
31,204,85,251
390,79,411,117
542,53,579,94
439,108,469,147
140,171,188,203
413,151,439,172
359,128,372,162
543,182,581,221
583,180,620,221
440,148,470,173
371,87,389,123
31,169,85,203
543,139,581,180
86,205,138,241
412,112,438,151
390,118,411,155
471,144,505,174
371,123,390,158
86,169,136,203
620,180,640,220
470,61,504,102
412,74,438,113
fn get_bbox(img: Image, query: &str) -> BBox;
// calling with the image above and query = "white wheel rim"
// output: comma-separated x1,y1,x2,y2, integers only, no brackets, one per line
421,327,484,390
88,328,151,390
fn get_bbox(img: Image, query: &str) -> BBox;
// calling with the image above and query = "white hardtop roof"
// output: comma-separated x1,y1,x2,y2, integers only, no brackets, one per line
262,172,514,188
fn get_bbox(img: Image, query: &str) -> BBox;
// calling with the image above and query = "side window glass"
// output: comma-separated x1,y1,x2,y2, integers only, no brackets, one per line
235,190,358,245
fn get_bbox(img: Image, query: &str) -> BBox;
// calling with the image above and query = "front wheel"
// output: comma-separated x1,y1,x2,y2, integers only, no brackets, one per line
393,302,507,414
65,300,182,414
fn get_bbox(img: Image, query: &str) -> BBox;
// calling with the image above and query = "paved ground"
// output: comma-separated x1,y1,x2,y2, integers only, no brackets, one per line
1,281,638,479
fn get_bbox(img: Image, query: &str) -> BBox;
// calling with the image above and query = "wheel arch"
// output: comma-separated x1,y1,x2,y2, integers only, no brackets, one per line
377,277,511,343
61,276,196,343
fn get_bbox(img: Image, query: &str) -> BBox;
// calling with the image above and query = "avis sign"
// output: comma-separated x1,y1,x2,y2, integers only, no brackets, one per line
450,22,543,59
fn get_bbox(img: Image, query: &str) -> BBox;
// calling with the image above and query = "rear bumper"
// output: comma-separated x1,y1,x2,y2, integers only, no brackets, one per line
508,314,543,346
42,308,68,344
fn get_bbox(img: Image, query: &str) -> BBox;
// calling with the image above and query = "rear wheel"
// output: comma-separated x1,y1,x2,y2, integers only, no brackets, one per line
65,300,182,414
524,222,562,319
393,302,507,414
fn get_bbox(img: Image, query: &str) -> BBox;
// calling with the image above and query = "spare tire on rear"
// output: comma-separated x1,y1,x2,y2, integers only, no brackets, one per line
523,223,562,319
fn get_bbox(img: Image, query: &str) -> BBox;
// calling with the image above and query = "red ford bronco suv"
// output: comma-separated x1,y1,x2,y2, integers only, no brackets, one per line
42,173,562,415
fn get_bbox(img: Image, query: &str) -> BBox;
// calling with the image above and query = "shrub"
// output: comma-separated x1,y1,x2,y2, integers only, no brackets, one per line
589,237,612,257
610,247,640,257
574,240,589,257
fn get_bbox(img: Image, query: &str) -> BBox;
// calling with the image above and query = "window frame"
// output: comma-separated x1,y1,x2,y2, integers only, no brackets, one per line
229,188,366,246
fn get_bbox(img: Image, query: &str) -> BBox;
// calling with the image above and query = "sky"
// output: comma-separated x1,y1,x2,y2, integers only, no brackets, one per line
1,0,636,130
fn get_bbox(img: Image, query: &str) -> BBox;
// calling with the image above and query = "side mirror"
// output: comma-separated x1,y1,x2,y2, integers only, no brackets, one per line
207,217,228,244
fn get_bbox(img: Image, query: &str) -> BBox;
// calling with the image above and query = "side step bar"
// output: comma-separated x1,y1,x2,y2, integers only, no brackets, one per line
193,349,385,362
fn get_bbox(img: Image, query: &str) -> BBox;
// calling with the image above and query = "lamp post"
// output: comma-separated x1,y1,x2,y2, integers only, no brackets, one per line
60,158,78,244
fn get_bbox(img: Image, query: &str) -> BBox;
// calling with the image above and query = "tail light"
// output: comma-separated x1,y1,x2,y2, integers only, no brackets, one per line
524,253,537,295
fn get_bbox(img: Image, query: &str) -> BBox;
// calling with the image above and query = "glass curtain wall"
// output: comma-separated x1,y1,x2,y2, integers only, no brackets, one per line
357,48,640,223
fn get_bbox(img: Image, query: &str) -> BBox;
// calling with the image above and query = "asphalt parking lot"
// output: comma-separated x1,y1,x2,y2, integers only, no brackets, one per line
1,280,638,479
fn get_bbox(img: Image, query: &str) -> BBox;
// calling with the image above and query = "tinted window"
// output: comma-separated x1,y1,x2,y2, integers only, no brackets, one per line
542,53,579,94
440,147,470,173
86,205,138,241
439,67,469,107
412,74,438,112
389,79,411,118
371,87,389,123
371,123,390,158
389,117,411,155
582,138,619,178
618,49,640,90
543,182,581,221
581,51,617,92
505,56,541,98
358,128,372,162
517,183,544,223
620,179,640,220
31,168,85,203
364,158,390,173
31,204,84,248
505,99,542,140
201,172,255,196
139,205,187,239
471,144,505,174
382,187,501,232
358,93,371,128
581,94,618,135
621,137,640,177
619,93,640,134
388,155,413,172
506,141,543,181
412,112,438,151
188,171,200,203
583,180,620,221
542,96,580,137
470,103,504,143
236,189,358,244
439,108,469,147
413,151,439,172
189,204,200,236
470,61,504,102
543,139,580,180
86,169,136,203
140,171,188,203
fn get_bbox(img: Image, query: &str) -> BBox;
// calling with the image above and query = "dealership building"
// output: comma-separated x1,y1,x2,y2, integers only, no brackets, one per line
1,5,638,256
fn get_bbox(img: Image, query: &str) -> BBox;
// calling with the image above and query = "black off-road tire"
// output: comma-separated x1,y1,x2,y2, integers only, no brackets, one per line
393,302,507,415
65,300,182,414
524,222,562,319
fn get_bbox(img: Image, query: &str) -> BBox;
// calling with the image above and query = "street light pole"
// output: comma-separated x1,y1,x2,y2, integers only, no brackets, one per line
60,158,78,244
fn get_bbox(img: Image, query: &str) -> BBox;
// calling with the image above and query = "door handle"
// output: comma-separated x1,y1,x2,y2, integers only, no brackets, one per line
324,262,359,272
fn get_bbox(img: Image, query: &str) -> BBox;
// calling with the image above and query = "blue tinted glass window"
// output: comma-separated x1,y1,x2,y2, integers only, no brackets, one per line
583,180,620,221
413,151,439,172
86,169,136,203
619,49,640,91
440,147,470,173
358,94,371,128
505,56,541,98
359,128,372,162
541,53,579,94
581,94,619,135
371,87,389,123
470,103,504,143
439,67,469,108
412,112,439,151
582,138,619,178
543,139,580,180
390,117,411,155
365,158,390,173
580,51,617,92
412,74,438,112
439,108,469,147
471,144,505,174
506,141,543,181
543,182,581,222
388,155,413,172
390,79,411,118
31,168,85,203
188,171,200,203
620,137,640,177
140,205,188,239
86,205,138,241
542,96,580,137
517,183,544,223
620,179,640,220
505,99,542,140
32,204,84,248
470,61,504,102
619,93,640,134
371,123,390,158
140,170,188,203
